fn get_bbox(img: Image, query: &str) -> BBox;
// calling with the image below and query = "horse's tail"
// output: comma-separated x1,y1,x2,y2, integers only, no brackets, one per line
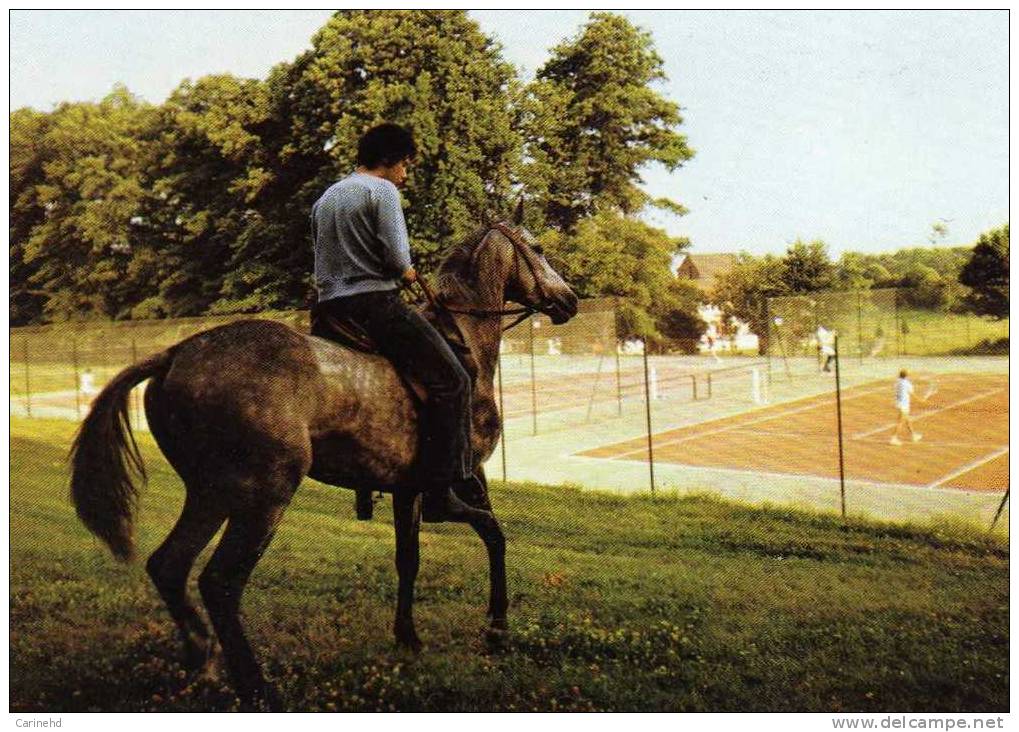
70,348,175,562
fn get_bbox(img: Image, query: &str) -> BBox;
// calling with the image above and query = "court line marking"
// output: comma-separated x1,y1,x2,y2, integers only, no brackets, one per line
851,387,1006,439
668,427,1003,451
607,383,889,459
567,451,1004,498
925,446,1010,490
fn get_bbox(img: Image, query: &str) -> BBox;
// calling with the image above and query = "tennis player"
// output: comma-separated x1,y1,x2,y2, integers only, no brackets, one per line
816,325,836,372
889,369,923,445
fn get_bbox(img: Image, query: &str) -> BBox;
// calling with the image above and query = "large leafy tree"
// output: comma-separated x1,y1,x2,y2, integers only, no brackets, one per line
521,12,694,232
11,87,158,322
712,254,790,353
10,108,55,324
219,8,521,312
139,74,274,316
541,211,690,341
959,223,1009,318
782,240,835,292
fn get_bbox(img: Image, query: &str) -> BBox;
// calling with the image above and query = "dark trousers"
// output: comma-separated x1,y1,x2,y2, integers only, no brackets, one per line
316,290,473,483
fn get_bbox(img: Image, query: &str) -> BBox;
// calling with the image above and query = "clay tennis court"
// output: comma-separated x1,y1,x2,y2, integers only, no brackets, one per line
579,372,1008,492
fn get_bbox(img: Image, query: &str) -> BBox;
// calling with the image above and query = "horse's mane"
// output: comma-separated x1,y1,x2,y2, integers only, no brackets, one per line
435,224,492,302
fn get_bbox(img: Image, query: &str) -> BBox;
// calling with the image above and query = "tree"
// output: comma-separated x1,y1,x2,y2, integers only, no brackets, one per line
540,211,690,341
712,254,789,353
12,87,158,322
138,74,274,317
834,251,878,290
651,279,706,352
217,8,522,314
10,108,55,325
898,265,950,310
959,223,1009,318
521,12,693,232
782,239,835,292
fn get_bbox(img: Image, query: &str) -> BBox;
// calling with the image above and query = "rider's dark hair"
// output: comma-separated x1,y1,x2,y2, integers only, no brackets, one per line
357,123,416,169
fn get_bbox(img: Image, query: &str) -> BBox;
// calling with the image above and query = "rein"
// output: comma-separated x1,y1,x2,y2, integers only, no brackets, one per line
413,222,549,331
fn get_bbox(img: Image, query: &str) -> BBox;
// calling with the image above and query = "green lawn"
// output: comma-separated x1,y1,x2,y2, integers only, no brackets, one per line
896,311,1009,355
10,417,1008,712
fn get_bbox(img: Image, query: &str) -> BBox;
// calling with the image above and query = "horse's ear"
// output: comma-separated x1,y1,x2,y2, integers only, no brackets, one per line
513,197,525,225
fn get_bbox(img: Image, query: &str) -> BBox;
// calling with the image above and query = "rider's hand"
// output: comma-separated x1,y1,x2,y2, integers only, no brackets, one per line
401,267,417,285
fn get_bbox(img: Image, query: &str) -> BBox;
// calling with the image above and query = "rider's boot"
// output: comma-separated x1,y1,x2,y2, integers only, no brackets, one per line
421,476,488,523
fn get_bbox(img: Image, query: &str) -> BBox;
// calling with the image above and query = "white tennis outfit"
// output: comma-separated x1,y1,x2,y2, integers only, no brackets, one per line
816,326,835,356
895,377,914,415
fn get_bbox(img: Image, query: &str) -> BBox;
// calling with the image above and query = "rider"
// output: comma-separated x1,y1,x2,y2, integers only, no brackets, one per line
311,122,480,523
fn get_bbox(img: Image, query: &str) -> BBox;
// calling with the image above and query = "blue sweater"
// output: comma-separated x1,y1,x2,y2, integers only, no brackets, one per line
311,172,413,301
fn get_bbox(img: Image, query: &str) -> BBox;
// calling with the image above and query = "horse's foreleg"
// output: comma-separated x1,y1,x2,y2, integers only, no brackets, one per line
392,491,422,653
462,469,508,642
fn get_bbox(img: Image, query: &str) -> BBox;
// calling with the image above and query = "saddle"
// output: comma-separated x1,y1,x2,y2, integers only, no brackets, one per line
309,301,478,390
309,301,479,522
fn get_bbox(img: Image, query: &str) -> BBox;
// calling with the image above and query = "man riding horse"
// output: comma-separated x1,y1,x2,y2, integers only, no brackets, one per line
310,123,479,523
70,121,578,708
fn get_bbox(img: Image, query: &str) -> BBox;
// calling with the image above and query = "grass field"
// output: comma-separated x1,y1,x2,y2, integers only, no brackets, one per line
10,417,1008,712
896,311,1009,356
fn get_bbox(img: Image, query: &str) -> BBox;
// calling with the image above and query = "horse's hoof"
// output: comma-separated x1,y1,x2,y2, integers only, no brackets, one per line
396,634,423,655
485,624,509,651
258,684,285,713
394,619,423,654
183,640,221,678
239,681,283,712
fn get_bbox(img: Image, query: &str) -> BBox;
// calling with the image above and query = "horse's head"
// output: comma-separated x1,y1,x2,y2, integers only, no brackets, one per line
437,200,579,324
480,201,578,326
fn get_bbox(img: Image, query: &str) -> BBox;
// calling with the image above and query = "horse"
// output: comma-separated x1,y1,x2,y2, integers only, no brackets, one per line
69,205,579,709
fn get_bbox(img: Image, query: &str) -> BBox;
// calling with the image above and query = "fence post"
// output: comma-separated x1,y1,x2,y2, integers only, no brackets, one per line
497,350,507,484
989,488,1009,533
834,335,847,519
856,291,864,364
585,354,605,422
72,338,81,419
614,345,623,416
773,317,791,378
22,339,32,417
642,337,656,496
529,316,538,436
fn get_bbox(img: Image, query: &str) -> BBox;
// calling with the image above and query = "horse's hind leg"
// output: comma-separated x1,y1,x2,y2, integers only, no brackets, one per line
199,499,291,710
146,493,226,673
392,491,423,652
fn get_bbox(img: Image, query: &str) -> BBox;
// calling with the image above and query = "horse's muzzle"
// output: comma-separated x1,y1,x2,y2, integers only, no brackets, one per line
544,291,579,325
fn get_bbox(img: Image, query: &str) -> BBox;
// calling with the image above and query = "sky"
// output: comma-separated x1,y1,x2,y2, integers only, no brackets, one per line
8,10,1009,257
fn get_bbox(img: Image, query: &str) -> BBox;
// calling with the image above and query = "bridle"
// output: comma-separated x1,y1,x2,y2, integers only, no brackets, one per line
414,222,557,331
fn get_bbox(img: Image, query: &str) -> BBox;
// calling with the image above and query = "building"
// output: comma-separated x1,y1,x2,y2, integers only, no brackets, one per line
675,253,738,294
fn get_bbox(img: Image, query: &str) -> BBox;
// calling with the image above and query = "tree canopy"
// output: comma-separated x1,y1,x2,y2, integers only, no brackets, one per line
10,10,699,336
520,12,694,233
959,223,1009,318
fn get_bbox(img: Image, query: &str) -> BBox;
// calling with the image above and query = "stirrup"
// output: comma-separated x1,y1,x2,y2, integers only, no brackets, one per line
421,482,486,523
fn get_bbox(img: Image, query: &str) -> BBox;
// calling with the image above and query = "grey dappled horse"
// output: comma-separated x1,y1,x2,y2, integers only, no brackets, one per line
69,208,578,708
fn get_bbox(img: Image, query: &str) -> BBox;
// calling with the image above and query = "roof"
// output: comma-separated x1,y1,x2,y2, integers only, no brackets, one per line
676,253,739,289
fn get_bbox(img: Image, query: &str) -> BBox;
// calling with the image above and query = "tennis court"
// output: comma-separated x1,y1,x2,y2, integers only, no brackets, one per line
579,372,1008,493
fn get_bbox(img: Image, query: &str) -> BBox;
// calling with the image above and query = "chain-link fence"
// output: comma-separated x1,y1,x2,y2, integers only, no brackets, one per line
759,288,1008,528
9,293,1008,529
